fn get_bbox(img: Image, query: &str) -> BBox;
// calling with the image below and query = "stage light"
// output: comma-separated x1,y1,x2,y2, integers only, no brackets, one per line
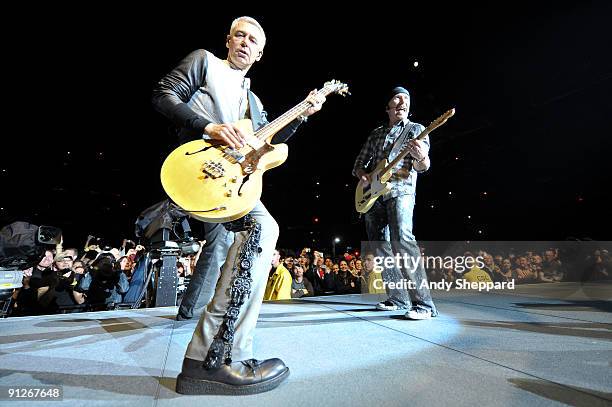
467,215,471,219
332,237,341,258
413,61,419,67
316,182,320,185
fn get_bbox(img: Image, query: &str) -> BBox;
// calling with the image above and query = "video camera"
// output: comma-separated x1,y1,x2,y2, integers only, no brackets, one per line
135,199,201,256
134,200,201,307
0,222,62,301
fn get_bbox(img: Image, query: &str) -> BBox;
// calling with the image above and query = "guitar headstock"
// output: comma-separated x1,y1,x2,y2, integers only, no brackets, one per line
322,80,350,97
429,108,456,129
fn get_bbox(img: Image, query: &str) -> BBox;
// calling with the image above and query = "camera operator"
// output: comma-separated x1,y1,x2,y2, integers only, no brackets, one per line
11,266,36,316
51,253,82,312
27,250,60,314
1,222,63,316
20,252,81,315
12,251,55,316
76,255,129,310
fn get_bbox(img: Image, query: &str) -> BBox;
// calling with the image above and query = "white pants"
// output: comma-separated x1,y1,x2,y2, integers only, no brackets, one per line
185,201,279,362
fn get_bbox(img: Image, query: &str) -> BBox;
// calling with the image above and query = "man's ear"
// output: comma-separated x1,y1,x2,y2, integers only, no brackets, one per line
226,35,231,49
255,50,263,61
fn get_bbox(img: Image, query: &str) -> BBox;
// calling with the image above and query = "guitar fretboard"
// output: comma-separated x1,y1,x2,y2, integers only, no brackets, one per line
255,87,333,141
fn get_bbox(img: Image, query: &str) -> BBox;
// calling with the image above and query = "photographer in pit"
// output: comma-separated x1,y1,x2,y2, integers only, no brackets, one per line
1,222,62,317
49,252,82,312
13,251,83,315
76,254,129,310
28,252,84,314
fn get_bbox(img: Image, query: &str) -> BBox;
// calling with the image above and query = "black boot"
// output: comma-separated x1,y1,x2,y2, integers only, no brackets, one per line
176,357,290,395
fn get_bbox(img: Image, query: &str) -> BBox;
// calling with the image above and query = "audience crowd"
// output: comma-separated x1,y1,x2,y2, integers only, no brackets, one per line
3,230,610,316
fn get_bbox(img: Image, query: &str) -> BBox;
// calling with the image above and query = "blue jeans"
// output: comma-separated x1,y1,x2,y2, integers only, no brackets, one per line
178,223,234,318
365,194,438,315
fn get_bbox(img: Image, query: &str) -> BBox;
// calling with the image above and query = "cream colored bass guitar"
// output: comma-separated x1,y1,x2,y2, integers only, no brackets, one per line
354,108,455,214
161,80,349,223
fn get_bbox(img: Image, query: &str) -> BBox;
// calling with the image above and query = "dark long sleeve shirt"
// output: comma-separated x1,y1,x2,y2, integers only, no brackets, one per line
152,49,301,145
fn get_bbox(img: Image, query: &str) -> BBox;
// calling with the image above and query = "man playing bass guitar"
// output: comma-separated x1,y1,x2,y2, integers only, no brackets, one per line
152,16,326,395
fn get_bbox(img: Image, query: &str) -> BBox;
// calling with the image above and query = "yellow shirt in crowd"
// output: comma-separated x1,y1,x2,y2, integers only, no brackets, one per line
264,264,293,300
463,267,493,283
368,271,386,294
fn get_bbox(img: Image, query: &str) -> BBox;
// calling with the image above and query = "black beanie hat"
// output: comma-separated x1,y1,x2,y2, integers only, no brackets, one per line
389,86,410,102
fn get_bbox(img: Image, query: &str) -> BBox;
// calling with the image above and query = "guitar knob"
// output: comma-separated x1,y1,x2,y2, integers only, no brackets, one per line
226,190,233,197
231,176,238,183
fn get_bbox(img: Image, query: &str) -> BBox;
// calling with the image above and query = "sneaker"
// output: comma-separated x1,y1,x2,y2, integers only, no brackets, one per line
376,300,402,311
404,307,432,320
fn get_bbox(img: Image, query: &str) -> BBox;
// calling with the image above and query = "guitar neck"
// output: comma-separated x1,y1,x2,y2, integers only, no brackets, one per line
255,88,331,141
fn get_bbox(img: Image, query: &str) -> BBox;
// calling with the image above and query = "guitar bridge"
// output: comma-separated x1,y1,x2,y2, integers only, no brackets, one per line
201,160,225,179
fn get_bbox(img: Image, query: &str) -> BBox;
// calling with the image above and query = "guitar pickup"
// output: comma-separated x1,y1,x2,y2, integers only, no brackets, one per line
222,148,245,164
201,160,225,179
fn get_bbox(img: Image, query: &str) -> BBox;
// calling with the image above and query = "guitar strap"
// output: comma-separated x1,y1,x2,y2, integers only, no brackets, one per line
388,121,416,163
247,90,266,131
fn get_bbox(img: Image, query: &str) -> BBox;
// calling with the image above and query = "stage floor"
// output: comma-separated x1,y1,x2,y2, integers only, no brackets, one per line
1,282,611,406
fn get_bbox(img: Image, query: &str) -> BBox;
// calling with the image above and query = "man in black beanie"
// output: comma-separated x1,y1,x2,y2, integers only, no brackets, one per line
353,86,438,320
